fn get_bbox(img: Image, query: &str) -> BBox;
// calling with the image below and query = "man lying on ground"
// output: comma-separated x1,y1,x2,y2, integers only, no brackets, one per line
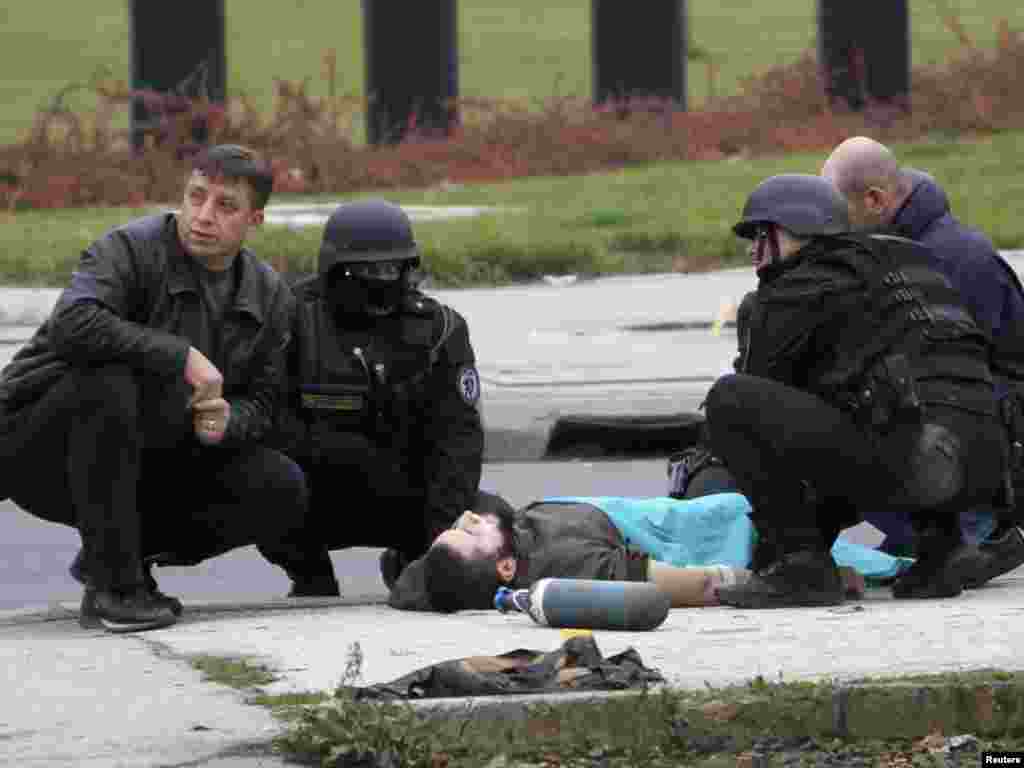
388,491,902,612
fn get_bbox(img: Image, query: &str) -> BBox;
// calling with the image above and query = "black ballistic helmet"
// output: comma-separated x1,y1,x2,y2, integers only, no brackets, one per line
733,174,850,239
319,199,420,276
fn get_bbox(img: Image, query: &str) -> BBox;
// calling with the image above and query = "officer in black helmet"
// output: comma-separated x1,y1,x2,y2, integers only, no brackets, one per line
704,174,1009,607
261,199,484,596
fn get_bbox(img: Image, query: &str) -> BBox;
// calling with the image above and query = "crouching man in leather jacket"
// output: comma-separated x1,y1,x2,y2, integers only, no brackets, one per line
0,145,311,632
704,174,1009,608
262,200,484,596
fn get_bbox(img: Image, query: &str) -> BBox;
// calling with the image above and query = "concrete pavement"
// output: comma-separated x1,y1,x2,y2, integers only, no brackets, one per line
3,571,1024,766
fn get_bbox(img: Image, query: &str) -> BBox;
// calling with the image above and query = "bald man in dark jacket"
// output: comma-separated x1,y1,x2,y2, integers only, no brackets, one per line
823,137,1024,585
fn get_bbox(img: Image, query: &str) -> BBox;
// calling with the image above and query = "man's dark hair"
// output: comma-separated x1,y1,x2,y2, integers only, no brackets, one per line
424,490,519,613
424,544,503,613
190,144,274,210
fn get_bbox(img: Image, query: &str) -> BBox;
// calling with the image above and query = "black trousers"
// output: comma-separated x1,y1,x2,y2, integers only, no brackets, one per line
259,431,436,580
0,364,310,592
704,373,1007,554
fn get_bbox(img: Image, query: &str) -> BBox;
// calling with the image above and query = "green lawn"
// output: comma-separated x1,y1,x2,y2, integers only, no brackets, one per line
1,0,1019,143
4,130,1021,287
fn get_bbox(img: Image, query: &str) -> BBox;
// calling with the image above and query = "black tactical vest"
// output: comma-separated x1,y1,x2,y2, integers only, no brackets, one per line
815,234,995,424
298,292,452,440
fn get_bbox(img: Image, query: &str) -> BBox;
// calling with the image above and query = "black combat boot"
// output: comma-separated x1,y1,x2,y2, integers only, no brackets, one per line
255,544,341,598
71,549,184,628
80,587,178,633
718,521,843,609
717,549,845,608
287,574,341,598
891,523,964,599
950,523,1024,589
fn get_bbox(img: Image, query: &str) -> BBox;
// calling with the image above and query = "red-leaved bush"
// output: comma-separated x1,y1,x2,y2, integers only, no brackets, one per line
1,20,1021,211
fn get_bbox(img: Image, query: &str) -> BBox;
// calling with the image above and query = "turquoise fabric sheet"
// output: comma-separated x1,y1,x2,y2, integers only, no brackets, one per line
544,494,915,579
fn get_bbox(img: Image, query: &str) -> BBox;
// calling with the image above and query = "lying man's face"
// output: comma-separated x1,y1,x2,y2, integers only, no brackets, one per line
424,498,520,612
432,511,507,561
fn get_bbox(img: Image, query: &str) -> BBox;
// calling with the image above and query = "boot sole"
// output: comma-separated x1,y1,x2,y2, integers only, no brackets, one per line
962,533,1024,589
718,588,844,609
892,567,963,599
98,614,177,633
891,583,962,599
80,590,179,633
79,610,177,632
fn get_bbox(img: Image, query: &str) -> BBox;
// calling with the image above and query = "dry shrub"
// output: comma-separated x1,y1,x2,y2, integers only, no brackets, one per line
1,22,1022,211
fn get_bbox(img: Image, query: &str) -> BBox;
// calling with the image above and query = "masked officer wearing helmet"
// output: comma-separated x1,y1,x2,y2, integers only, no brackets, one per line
703,174,1009,608
261,200,484,596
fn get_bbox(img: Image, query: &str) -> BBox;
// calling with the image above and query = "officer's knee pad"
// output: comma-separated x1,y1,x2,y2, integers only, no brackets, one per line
904,423,964,508
705,374,742,418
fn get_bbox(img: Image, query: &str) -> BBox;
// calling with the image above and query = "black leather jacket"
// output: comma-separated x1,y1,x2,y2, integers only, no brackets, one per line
0,214,293,445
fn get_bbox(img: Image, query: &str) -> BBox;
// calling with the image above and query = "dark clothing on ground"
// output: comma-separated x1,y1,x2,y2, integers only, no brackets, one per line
347,636,663,700
266,275,484,570
389,500,651,611
705,233,1007,559
0,214,303,592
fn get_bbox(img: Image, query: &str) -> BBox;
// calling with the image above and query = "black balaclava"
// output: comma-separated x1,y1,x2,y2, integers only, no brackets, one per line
326,263,409,323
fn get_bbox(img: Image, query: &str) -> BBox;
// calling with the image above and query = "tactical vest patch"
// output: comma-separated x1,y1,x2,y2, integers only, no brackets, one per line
301,390,366,412
457,365,481,405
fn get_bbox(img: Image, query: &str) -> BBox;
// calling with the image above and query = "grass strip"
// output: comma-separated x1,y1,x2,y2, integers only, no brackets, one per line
185,651,1024,766
271,670,1024,767
3,130,1022,288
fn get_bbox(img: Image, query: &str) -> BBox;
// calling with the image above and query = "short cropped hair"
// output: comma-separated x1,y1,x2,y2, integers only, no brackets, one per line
190,144,274,210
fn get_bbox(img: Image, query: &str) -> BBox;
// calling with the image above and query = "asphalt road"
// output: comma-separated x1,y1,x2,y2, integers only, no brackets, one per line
0,458,669,611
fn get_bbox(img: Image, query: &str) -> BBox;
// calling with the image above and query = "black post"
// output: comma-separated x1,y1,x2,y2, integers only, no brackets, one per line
592,0,687,110
363,0,459,145
818,0,909,111
130,0,226,149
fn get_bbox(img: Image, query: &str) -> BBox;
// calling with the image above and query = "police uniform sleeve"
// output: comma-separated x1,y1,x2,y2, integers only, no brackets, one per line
419,307,484,538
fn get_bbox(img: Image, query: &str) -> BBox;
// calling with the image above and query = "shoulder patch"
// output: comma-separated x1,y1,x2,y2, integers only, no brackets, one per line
456,365,481,405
